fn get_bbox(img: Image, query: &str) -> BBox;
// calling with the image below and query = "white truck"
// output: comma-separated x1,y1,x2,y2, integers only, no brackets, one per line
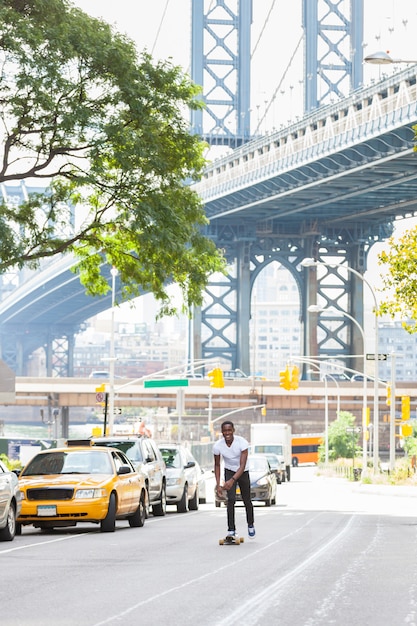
250,423,292,482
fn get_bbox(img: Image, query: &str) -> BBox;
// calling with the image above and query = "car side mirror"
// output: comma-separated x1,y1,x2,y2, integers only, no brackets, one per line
117,465,131,475
185,461,196,469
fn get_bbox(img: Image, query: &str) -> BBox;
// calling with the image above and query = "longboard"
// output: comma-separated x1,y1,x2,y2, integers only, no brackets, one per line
219,536,244,545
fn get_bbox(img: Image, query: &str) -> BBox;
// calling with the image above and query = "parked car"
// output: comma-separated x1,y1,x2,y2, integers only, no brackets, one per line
91,435,166,517
0,460,22,541
158,444,200,513
16,443,147,533
236,454,277,506
261,452,285,484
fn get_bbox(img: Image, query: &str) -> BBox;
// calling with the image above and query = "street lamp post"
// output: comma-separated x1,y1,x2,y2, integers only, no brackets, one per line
308,304,367,471
364,51,417,65
108,267,118,436
301,258,380,472
301,358,340,465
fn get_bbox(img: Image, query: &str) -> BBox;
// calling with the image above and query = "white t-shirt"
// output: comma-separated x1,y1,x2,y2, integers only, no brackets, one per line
213,435,249,472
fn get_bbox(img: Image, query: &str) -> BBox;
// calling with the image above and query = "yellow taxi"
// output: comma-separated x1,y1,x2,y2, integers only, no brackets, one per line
17,441,148,533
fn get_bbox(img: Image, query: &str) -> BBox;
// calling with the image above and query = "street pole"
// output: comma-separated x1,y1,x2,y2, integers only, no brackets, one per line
324,375,329,464
177,388,185,443
208,388,212,439
389,353,396,471
302,259,379,473
108,267,118,436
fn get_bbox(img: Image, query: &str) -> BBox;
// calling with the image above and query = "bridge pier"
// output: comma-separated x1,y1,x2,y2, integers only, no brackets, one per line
200,230,372,379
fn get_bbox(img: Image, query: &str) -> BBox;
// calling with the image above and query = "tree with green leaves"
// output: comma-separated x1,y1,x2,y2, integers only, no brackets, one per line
318,411,360,461
0,0,224,315
378,228,417,333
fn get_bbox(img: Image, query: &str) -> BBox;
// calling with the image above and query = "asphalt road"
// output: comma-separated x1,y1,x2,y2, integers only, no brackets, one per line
2,466,417,626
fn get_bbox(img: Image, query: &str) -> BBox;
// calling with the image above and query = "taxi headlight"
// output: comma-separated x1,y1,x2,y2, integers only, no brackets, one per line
75,488,106,499
19,490,26,500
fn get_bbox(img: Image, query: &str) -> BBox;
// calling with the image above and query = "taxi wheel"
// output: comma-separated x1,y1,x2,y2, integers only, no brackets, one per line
101,493,116,532
129,493,146,528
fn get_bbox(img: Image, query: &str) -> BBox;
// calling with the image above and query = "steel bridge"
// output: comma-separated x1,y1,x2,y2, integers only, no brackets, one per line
0,0,416,378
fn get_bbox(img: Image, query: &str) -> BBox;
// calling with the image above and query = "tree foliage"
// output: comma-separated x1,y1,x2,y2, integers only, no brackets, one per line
0,0,225,314
378,227,417,333
318,411,359,461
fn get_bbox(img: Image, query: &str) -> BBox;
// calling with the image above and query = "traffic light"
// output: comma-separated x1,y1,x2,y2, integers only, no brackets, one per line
386,385,391,406
208,367,224,388
401,396,410,421
362,406,370,427
261,406,267,417
279,367,291,390
290,366,300,390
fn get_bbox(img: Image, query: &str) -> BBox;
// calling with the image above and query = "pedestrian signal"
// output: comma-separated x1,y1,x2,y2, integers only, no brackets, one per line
208,367,224,388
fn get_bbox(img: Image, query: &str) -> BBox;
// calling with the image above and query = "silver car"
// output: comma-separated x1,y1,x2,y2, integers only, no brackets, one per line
0,460,22,541
158,444,200,513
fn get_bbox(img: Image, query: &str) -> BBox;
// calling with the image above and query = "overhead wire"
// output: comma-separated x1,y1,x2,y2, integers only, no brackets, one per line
253,34,304,135
251,0,277,59
151,0,171,55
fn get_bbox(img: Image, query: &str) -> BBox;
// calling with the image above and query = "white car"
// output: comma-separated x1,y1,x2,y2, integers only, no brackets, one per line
158,444,200,513
0,460,22,541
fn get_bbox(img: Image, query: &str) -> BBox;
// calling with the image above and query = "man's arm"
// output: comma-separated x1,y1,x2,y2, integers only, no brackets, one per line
214,454,221,493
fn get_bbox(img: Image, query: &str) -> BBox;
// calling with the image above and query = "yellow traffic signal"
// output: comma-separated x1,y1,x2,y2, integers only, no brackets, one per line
401,396,410,421
261,406,267,417
402,424,413,437
290,366,300,390
386,385,391,406
279,367,291,390
362,406,370,427
208,367,224,388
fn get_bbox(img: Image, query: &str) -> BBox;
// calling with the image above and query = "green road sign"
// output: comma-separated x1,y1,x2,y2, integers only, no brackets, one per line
144,379,189,388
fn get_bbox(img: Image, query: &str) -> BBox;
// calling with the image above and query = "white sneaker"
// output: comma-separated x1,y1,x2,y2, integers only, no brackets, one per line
227,530,236,537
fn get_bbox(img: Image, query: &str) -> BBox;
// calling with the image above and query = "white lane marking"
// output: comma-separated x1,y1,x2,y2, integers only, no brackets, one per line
91,511,328,626
217,514,356,626
0,513,171,556
0,532,89,554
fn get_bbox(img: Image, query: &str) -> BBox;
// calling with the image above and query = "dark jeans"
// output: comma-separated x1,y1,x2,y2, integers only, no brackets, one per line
224,468,254,531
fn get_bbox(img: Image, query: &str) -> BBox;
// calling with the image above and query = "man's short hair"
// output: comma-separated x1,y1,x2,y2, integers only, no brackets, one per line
221,420,234,430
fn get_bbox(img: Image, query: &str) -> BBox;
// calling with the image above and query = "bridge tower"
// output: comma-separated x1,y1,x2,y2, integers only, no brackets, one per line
303,0,364,112
191,0,252,147
191,1,364,144
192,0,370,377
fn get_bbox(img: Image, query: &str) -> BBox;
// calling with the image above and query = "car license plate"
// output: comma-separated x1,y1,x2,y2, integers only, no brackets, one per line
37,505,57,516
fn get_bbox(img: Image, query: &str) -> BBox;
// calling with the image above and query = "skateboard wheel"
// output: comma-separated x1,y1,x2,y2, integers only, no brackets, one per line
235,537,240,545
219,539,224,545
240,537,244,543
